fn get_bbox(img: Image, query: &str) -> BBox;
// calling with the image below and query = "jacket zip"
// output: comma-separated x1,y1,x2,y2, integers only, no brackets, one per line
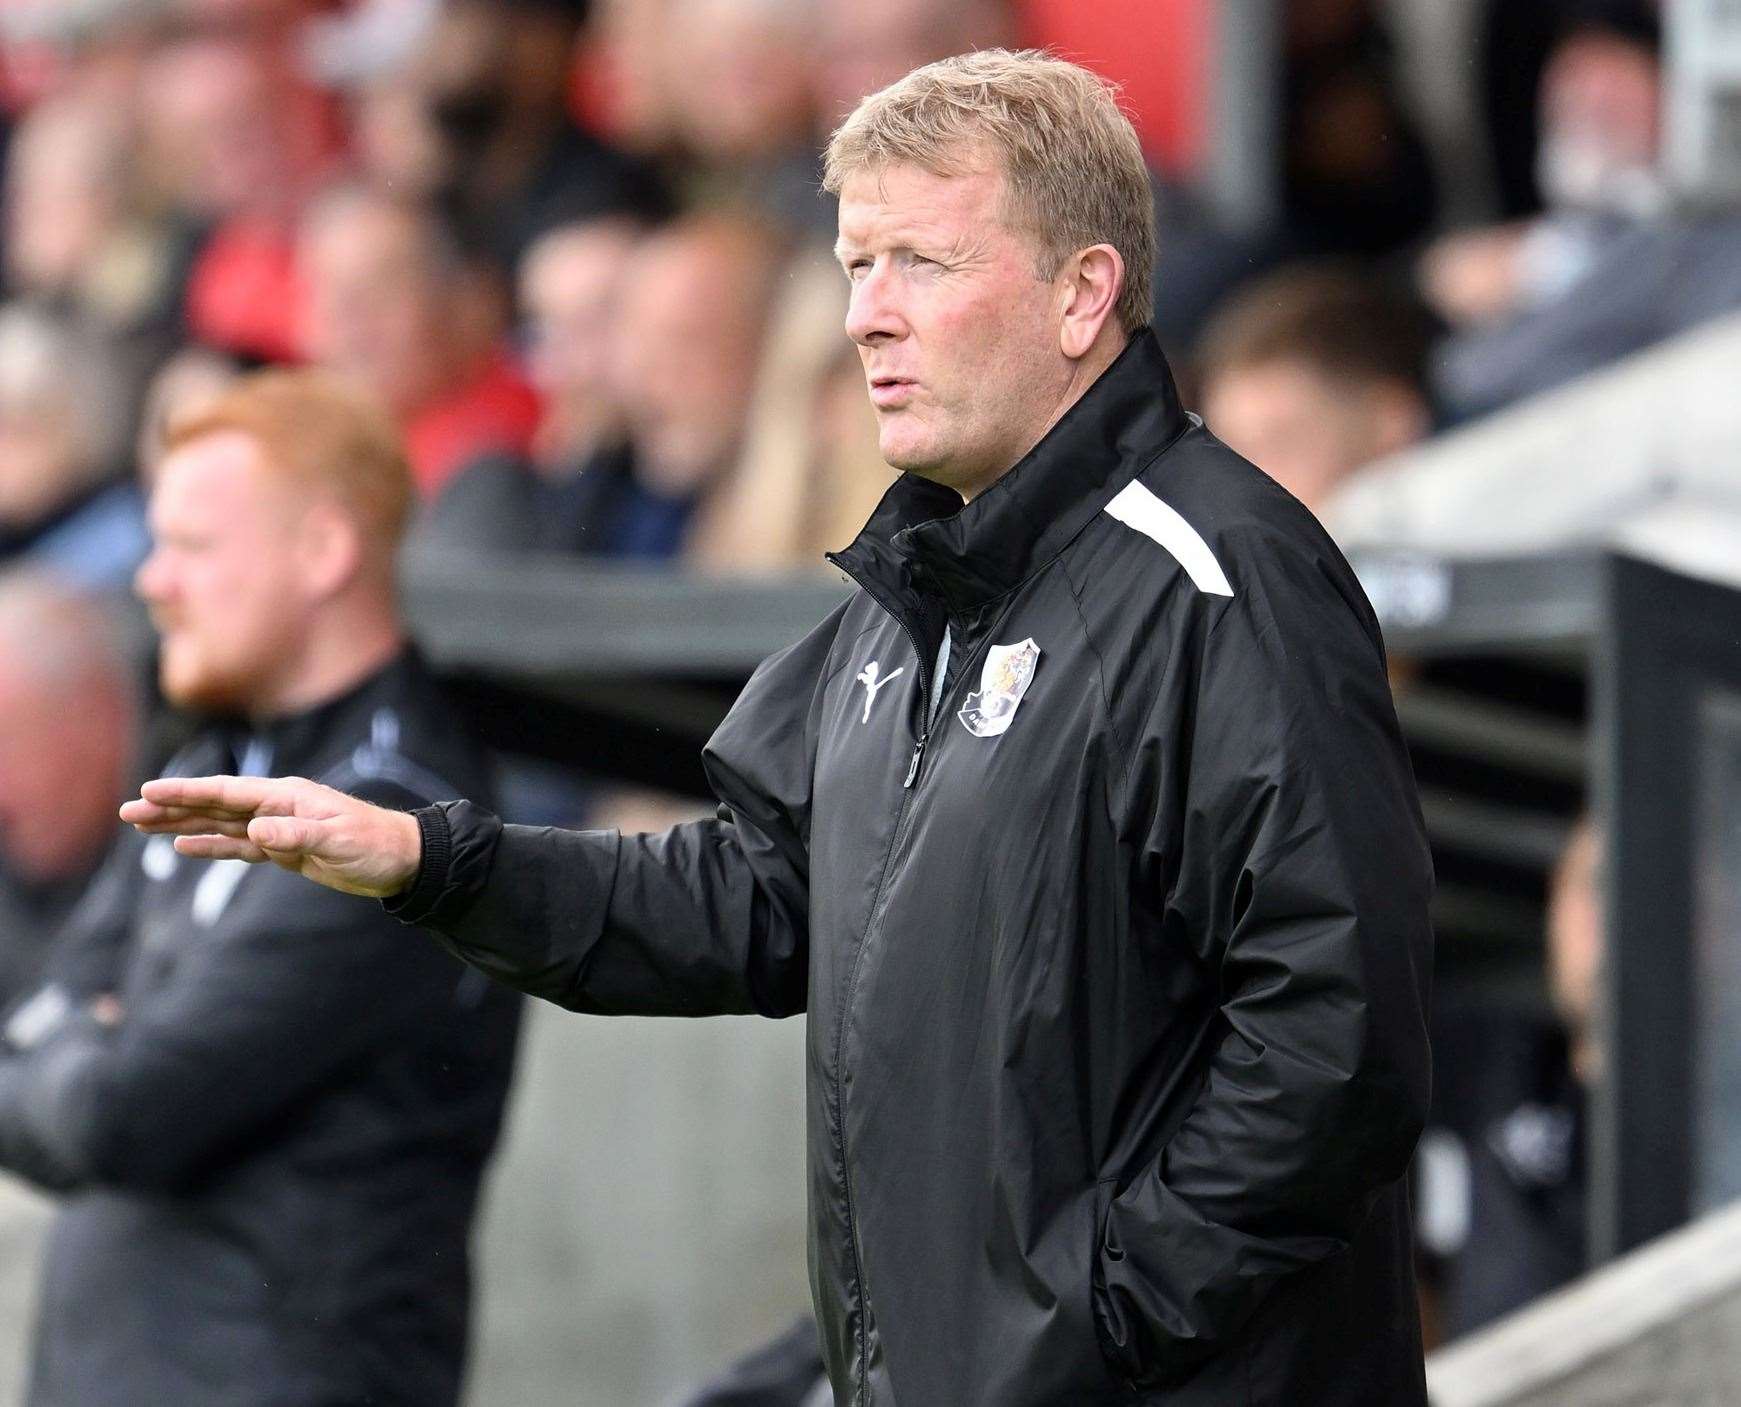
902,732,926,788
822,556,1012,1401
822,560,936,1403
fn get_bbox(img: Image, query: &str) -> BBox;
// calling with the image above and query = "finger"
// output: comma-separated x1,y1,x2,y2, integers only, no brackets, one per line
173,834,269,863
247,816,324,853
139,775,280,815
120,808,255,839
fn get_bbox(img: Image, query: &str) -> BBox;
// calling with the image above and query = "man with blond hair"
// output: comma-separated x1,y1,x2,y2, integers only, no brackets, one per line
2,370,520,1406
128,54,1432,1404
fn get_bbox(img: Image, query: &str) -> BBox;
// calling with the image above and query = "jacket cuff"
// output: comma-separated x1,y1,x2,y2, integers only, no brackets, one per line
383,800,502,928
382,805,448,922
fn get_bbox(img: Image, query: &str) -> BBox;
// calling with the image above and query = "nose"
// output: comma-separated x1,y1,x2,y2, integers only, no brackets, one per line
844,264,906,347
134,546,167,605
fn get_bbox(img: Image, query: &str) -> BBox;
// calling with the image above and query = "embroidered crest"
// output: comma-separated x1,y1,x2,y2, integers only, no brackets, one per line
958,638,1040,738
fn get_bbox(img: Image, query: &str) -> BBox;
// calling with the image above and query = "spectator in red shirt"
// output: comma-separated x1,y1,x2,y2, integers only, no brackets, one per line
298,184,541,499
137,31,336,363
413,212,773,560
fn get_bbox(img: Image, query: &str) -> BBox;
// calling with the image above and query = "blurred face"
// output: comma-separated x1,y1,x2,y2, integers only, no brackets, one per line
1547,822,1603,1045
352,80,447,197
134,431,314,715
816,0,1009,130
668,0,812,159
0,404,82,528
301,201,455,415
836,161,1072,500
522,224,640,448
142,40,284,217
1537,33,1663,214
4,106,122,295
1203,359,1425,512
610,233,763,490
0,670,114,883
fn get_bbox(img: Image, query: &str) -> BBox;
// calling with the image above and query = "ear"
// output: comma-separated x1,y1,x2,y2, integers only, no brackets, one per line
296,501,365,603
1056,243,1125,360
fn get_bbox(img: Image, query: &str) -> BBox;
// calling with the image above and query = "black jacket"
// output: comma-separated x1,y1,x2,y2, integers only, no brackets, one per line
393,332,1434,1405
0,650,521,1407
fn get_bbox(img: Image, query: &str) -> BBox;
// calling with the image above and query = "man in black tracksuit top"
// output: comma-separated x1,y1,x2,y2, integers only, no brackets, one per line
130,55,1433,1406
386,328,1433,1406
3,373,520,1406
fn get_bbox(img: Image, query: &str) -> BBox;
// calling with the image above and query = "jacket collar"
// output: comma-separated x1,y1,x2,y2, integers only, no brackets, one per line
830,328,1190,618
215,646,424,774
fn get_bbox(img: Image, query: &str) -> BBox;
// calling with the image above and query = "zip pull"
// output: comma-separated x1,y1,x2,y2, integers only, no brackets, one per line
903,730,928,788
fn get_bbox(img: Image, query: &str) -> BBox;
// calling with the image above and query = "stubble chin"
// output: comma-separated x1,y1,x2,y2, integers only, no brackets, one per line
159,651,245,715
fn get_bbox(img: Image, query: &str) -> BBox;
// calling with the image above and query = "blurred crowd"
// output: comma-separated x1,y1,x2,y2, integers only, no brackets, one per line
0,0,1722,594
0,0,1725,1381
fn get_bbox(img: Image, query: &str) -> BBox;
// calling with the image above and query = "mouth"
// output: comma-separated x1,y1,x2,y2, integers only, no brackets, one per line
868,376,916,409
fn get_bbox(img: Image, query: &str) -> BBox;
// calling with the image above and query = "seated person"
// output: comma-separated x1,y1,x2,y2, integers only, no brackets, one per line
300,184,541,500
0,370,521,1407
1196,264,1435,518
1422,1,1741,419
1417,820,1598,1339
0,575,137,1013
0,307,145,591
423,212,778,562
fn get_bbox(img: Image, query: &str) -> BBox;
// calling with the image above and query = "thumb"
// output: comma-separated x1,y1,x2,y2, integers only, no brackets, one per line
248,816,321,853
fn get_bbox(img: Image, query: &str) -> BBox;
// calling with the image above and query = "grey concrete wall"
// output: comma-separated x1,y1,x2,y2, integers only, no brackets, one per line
464,1001,813,1407
0,1181,49,1407
1427,1199,1741,1407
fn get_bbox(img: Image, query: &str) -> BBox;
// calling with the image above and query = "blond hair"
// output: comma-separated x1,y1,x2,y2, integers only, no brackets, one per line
164,368,412,568
824,49,1156,334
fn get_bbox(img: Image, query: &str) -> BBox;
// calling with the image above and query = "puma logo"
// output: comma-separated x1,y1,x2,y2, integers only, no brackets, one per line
855,661,905,723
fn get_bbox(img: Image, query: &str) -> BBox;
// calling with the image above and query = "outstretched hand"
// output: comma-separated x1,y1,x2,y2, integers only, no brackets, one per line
120,776,423,899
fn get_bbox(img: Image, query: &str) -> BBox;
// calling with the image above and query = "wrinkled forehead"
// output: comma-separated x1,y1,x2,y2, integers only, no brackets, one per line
834,155,1017,247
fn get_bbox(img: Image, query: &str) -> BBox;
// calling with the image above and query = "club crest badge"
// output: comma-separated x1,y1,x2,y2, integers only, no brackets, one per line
958,638,1040,738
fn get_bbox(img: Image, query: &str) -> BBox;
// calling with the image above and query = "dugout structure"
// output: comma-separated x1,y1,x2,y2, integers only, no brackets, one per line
394,546,1741,1273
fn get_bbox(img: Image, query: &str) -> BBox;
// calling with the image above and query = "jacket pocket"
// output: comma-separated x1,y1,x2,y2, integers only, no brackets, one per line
1089,1176,1143,1398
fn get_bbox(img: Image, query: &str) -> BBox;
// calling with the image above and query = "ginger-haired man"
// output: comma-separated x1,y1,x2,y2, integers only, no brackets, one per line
8,370,519,1406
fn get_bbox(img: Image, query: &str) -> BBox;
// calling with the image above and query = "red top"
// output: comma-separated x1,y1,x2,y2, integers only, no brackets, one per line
1017,0,1212,175
403,355,543,500
185,216,307,365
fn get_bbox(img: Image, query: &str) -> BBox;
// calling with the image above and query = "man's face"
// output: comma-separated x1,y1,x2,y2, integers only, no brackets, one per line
5,103,122,296
1538,32,1662,215
141,39,283,218
1203,359,1424,513
0,671,96,882
836,161,1071,500
301,202,453,416
134,431,312,715
0,403,82,529
610,231,763,490
522,224,639,441
1547,822,1602,1043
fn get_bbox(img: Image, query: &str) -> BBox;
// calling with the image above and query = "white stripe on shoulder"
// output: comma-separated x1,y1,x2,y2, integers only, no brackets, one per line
1102,480,1234,597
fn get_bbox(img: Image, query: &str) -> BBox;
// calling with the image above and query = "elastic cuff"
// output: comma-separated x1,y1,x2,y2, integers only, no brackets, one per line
382,804,451,923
